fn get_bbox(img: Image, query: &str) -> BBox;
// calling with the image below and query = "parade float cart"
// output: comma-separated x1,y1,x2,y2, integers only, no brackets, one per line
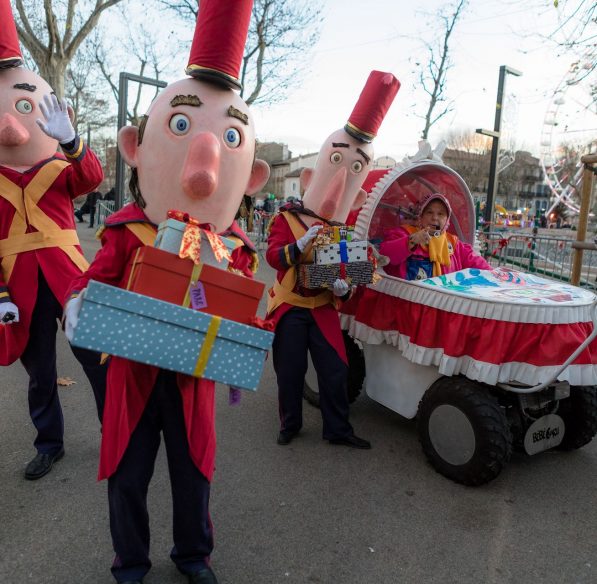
306,146,597,486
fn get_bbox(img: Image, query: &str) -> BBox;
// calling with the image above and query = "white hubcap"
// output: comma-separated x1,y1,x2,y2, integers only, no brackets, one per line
428,404,476,466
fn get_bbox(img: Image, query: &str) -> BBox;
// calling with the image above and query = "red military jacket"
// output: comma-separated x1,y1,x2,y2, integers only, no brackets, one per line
67,203,257,482
0,140,103,365
265,209,347,363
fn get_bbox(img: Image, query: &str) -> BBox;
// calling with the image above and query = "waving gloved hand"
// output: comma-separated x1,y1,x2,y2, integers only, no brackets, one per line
64,291,85,342
0,302,19,324
332,278,350,298
296,224,323,252
36,94,76,144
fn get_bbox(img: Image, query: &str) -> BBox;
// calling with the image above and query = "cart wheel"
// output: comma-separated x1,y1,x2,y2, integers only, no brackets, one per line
303,331,365,408
417,377,512,486
557,385,597,450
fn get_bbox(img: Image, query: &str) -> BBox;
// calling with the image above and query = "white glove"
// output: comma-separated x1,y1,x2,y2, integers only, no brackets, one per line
36,94,76,144
332,278,350,297
296,225,323,252
0,302,19,324
64,291,85,342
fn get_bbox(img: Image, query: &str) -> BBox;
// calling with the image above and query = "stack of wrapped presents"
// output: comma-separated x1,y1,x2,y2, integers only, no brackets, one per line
297,225,375,289
71,210,273,391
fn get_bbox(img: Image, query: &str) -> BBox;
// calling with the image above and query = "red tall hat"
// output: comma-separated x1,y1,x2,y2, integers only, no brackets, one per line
185,0,253,90
345,71,400,143
0,0,23,69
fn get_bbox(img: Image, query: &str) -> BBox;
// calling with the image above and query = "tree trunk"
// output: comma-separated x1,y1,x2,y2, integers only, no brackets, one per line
39,59,67,98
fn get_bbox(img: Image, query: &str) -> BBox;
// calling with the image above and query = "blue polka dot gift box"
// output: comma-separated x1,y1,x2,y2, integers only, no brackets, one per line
71,280,274,391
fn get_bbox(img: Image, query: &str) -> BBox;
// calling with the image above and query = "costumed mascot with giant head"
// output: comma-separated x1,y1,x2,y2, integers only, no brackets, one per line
63,1,269,583
0,0,106,480
265,71,400,449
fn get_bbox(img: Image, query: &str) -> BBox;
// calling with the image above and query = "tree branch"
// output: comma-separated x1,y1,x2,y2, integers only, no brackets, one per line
14,0,47,57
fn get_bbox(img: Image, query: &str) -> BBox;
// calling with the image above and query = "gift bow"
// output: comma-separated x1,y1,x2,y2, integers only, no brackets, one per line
168,209,232,266
249,316,275,331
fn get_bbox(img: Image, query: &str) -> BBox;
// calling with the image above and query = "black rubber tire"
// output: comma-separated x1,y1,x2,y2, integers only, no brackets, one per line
557,385,597,450
417,377,513,486
303,331,366,408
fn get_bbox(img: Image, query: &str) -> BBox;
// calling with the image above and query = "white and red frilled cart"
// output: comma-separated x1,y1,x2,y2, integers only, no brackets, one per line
327,142,597,486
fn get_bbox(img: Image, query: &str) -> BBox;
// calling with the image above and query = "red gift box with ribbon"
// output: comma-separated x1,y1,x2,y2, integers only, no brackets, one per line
125,246,264,325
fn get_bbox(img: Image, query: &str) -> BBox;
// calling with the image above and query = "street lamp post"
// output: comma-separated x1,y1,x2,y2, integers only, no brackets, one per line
115,72,168,210
476,65,522,232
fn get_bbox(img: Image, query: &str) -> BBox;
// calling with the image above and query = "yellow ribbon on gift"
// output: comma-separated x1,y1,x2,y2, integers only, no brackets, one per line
182,263,204,308
193,315,222,377
203,229,232,264
179,223,232,266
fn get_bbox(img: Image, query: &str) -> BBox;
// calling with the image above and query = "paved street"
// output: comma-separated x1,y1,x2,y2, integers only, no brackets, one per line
1,222,596,584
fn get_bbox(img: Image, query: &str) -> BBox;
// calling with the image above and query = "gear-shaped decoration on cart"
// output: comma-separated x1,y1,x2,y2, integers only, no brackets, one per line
354,140,475,248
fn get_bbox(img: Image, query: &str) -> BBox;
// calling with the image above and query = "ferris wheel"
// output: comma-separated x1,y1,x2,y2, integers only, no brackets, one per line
540,49,597,216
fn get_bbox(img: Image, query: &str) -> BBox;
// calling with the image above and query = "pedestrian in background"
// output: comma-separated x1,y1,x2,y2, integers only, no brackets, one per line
75,190,101,227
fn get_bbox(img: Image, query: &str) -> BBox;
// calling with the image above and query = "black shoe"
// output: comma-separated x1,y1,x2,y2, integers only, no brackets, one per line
329,435,371,449
24,448,65,480
120,581,143,584
277,431,298,446
188,567,218,584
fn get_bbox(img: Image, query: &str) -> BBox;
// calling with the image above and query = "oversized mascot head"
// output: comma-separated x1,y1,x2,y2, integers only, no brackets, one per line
0,0,65,170
118,0,270,232
301,71,400,224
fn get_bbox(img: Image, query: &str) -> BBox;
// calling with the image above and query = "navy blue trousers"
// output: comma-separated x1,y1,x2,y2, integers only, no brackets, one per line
108,370,213,583
272,307,353,440
19,271,106,455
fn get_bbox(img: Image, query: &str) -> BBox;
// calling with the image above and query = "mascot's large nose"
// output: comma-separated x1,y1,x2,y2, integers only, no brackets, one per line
181,132,220,199
320,167,347,219
0,113,29,146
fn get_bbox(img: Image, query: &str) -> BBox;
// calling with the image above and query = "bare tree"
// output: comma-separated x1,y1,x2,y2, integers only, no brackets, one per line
508,1,596,80
13,0,125,98
65,35,116,134
415,0,468,140
160,0,323,105
549,1,596,78
93,12,169,126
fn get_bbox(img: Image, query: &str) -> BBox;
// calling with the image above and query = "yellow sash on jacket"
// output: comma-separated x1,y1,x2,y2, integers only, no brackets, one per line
0,160,89,283
266,211,333,315
125,222,158,246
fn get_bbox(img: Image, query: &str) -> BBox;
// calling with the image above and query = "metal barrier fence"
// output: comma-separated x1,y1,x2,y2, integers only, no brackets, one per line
238,210,274,251
480,230,597,290
89,202,597,290
96,200,116,225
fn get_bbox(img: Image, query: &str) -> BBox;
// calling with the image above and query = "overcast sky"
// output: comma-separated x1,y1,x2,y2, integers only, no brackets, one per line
244,0,595,162
98,0,595,163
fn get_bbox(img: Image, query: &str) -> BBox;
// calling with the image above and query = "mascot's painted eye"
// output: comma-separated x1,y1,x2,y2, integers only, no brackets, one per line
351,160,363,173
15,99,33,114
330,152,343,164
169,113,191,135
224,127,241,148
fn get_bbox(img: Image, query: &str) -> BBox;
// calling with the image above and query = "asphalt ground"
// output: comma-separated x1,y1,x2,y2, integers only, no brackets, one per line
1,221,596,584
